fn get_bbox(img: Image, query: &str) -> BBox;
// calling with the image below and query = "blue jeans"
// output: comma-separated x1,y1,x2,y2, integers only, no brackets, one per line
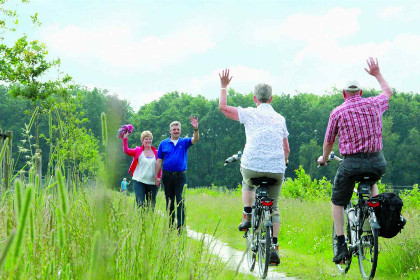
162,171,187,228
133,180,158,210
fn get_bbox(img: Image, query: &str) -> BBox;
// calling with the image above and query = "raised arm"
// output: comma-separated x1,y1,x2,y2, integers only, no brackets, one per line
218,69,239,121
122,133,137,156
190,116,200,144
364,57,392,100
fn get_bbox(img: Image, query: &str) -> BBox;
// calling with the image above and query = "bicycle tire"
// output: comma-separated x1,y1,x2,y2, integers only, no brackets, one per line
258,221,271,279
246,231,256,271
358,222,379,280
332,212,352,274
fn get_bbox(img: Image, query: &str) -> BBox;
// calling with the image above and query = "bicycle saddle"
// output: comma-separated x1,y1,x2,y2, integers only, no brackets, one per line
351,173,381,184
250,177,277,187
351,173,380,195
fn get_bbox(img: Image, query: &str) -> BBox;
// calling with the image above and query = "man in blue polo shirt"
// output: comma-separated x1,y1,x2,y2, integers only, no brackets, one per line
155,117,199,232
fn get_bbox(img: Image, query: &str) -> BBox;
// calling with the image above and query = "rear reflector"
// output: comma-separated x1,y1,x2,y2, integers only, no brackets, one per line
261,201,273,206
368,201,380,207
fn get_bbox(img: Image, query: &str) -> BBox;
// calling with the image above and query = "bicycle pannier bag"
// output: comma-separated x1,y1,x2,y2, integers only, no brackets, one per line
374,192,406,238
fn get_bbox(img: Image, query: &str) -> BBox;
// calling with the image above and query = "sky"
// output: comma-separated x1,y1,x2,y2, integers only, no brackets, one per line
6,0,420,110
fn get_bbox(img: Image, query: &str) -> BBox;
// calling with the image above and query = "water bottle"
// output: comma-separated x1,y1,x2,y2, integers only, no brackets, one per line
348,208,356,229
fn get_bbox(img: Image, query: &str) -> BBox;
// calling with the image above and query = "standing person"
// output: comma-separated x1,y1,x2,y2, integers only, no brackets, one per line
155,117,199,233
122,130,161,210
317,57,392,264
121,178,128,195
218,69,290,265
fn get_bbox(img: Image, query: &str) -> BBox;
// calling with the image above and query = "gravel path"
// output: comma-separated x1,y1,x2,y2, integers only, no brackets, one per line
187,226,297,280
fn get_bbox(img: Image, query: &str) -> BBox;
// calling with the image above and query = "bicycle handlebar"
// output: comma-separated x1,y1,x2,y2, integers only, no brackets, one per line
224,151,242,166
317,151,343,168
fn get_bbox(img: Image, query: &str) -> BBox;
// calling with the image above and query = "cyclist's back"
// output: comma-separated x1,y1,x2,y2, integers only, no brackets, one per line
218,69,290,265
318,57,393,264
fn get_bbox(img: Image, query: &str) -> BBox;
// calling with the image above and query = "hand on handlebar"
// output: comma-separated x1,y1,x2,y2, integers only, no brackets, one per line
317,156,327,167
317,152,342,168
224,151,242,166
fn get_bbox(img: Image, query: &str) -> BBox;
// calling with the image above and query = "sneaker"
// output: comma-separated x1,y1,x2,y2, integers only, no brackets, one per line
269,245,280,265
238,212,252,231
177,225,184,235
333,242,349,264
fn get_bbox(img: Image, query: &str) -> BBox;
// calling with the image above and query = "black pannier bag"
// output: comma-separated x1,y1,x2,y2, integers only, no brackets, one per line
374,192,407,238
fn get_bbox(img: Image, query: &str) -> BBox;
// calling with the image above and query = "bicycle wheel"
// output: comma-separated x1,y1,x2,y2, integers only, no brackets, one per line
246,231,256,271
257,220,271,279
358,221,379,280
332,211,352,274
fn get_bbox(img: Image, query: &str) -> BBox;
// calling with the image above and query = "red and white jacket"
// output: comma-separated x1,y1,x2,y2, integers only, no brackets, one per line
122,138,162,179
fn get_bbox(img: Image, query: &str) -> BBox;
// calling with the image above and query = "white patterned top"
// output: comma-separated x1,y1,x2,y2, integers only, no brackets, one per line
238,103,289,173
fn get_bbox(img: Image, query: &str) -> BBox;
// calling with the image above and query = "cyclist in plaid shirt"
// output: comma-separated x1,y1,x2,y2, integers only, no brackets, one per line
318,57,393,264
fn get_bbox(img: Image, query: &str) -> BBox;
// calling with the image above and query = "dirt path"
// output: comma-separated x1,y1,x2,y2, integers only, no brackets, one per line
187,226,297,280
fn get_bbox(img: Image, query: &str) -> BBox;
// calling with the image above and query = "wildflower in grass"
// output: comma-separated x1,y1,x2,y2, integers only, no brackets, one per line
101,112,108,147
0,137,9,163
0,231,15,269
56,168,68,215
56,208,66,248
88,231,101,280
13,186,33,260
14,180,23,217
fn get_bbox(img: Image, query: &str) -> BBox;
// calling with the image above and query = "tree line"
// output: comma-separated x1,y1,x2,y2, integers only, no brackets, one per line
0,2,418,189
2,85,418,189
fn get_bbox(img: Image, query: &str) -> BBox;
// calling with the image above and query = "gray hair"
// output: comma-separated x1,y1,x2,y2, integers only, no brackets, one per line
169,121,181,129
254,84,272,103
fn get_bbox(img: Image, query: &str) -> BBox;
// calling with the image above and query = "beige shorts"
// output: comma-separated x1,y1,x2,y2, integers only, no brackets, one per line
240,167,284,224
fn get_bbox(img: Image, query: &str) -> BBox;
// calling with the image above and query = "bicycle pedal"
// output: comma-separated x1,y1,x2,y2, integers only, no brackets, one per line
269,262,279,266
239,229,249,232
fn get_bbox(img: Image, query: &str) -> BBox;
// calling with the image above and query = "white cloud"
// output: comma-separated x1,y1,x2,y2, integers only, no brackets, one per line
280,7,361,42
379,6,404,19
41,22,217,70
248,7,360,44
378,4,420,22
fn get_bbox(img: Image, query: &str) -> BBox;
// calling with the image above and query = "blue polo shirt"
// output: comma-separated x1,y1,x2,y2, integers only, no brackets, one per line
157,137,193,172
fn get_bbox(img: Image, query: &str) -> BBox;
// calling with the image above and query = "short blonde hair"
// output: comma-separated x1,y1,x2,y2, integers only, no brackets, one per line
140,130,153,142
169,121,181,129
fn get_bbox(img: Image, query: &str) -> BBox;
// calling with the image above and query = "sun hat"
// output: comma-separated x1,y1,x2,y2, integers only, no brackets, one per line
344,80,361,91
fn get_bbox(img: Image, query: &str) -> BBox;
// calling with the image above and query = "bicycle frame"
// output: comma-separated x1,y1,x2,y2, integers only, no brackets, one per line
338,181,381,280
245,185,275,279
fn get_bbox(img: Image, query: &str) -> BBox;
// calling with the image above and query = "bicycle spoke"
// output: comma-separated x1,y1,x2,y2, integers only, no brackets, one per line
358,226,379,280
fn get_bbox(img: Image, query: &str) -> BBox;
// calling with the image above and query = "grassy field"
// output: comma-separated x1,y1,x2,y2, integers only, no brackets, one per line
1,172,418,279
0,174,254,280
185,186,420,280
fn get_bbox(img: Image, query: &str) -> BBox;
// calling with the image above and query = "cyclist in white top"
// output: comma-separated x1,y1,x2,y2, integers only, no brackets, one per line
218,69,290,264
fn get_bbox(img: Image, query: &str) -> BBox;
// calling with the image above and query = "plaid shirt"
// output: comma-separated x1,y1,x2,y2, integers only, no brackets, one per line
325,94,389,155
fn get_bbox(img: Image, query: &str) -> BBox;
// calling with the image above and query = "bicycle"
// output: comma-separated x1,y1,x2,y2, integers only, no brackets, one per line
320,152,382,280
224,152,278,279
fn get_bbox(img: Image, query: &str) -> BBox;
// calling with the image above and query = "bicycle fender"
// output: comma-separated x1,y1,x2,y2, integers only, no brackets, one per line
264,220,272,227
370,220,381,230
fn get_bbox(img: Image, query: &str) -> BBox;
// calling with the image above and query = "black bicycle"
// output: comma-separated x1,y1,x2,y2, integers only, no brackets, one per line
321,153,382,280
224,152,278,279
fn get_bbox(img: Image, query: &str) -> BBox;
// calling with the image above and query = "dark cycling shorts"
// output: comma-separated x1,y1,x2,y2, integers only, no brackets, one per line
331,152,386,206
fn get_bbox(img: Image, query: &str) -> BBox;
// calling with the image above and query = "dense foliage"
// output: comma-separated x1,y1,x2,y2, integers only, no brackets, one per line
130,89,419,188
1,87,419,189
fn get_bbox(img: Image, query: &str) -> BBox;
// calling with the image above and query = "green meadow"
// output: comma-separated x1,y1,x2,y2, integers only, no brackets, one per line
185,181,420,280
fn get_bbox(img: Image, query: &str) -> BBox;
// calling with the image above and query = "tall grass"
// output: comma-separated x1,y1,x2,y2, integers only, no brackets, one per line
0,177,253,279
185,185,420,279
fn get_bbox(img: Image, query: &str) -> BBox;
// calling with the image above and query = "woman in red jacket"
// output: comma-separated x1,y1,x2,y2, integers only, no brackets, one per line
122,130,162,210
